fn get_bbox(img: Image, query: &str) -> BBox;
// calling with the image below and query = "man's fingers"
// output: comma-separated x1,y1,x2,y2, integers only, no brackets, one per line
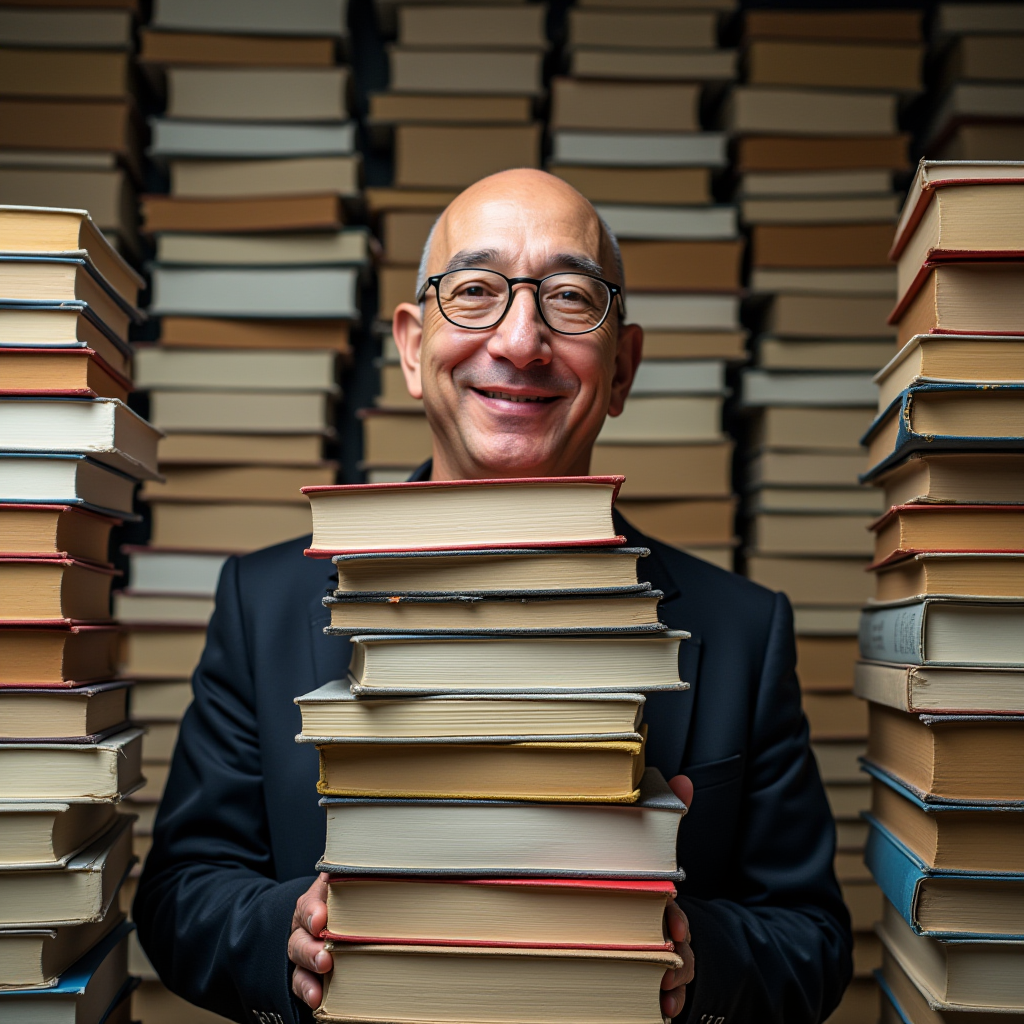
291,872,330,934
667,774,693,808
288,926,332,975
661,965,688,991
292,965,323,1009
678,938,695,986
666,902,690,944
661,983,686,1021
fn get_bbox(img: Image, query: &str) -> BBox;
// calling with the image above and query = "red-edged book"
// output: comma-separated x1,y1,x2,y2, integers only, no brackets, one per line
0,556,118,625
0,623,122,688
302,476,626,556
0,347,133,401
0,504,121,565
322,877,675,951
871,504,1024,565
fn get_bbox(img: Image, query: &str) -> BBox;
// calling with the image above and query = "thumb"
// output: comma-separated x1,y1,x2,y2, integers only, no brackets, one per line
668,774,693,808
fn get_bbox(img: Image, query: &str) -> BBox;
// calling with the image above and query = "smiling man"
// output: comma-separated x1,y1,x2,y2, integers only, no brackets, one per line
134,170,852,1024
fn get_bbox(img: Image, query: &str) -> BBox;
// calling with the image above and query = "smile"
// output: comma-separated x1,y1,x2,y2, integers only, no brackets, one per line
474,389,557,404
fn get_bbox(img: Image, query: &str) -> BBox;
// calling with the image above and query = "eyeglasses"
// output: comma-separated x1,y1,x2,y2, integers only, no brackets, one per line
416,268,624,336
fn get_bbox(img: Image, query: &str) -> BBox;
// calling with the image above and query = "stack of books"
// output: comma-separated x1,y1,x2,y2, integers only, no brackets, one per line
0,0,141,258
547,0,741,568
922,3,1024,161
0,204,154,1023
295,475,688,1024
858,159,1024,1024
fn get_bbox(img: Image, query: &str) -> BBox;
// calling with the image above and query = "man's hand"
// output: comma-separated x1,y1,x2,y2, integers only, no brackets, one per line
289,873,332,1008
662,775,695,1021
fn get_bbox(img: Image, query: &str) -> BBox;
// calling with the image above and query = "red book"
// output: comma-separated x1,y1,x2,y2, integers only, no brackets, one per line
871,504,1024,565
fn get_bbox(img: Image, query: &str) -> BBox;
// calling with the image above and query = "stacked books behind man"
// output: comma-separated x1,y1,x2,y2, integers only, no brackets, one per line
858,159,1024,1024
295,475,688,1024
922,2,1024,161
543,0,741,569
0,203,155,1024
0,0,142,259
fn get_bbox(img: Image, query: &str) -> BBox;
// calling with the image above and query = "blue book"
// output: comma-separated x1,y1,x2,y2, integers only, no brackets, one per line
0,453,141,520
865,816,1024,940
860,382,1024,483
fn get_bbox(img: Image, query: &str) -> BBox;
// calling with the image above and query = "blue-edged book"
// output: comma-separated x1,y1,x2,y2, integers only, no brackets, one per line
861,383,1024,483
0,453,141,520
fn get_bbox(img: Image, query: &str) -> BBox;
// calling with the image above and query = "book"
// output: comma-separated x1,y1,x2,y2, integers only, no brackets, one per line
135,348,338,393
742,169,895,198
169,155,360,199
398,4,545,48
742,194,901,225
0,625,120,687
0,7,133,48
742,371,876,407
630,360,726,395
0,101,137,165
0,681,128,743
745,40,923,92
796,635,860,691
150,390,329,434
148,118,356,158
156,230,367,266
150,0,347,36
0,557,116,624
165,67,349,122
316,735,645,802
893,264,1024,344
393,124,541,189
872,553,1024,602
623,294,738,329
148,502,312,553
0,348,130,402
0,503,119,563
567,8,717,49
594,205,735,241
368,93,532,127
388,49,543,96
615,498,735,545
865,817,1024,939
872,505,1024,563
597,395,723,443
550,132,728,169
142,463,335,503
113,592,213,627
0,815,132,927
156,433,325,466
752,222,893,268
319,766,685,876
753,406,873,450
746,556,873,605
149,266,359,319
121,626,210,681
750,487,882,515
569,48,737,83
942,33,1024,86
860,598,1024,666
129,681,191,722
802,692,867,740
550,79,699,133
744,9,922,42
936,123,1024,162
862,384,1024,481
159,316,350,353
0,728,142,802
876,453,1024,507
296,679,644,741
0,800,119,870
323,876,674,949
747,451,866,488
318,943,681,1024
592,442,733,499
141,194,347,234
0,398,161,481
724,88,898,136
813,741,867,784
866,702,1024,802
925,83,1024,151
767,294,896,337
756,339,893,373
750,512,874,557
139,28,336,66
0,457,134,519
619,240,742,291
345,632,687,696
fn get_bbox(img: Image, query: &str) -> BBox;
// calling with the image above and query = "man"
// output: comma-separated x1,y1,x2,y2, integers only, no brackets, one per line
135,170,852,1024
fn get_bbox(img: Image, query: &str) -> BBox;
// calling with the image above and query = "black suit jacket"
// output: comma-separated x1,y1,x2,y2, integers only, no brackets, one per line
135,487,853,1024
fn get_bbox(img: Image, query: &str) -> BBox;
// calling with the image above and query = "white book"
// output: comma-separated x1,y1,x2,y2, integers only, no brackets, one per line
0,399,161,481
156,230,368,267
0,8,132,48
630,359,725,396
598,395,722,442
149,266,359,318
149,391,331,434
0,454,136,515
389,49,544,96
151,0,348,37
596,204,736,240
627,294,739,330
149,119,357,159
741,371,877,407
551,131,728,167
128,549,229,597
135,348,340,392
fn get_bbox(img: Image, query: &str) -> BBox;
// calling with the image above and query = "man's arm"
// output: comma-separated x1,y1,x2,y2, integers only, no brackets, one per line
674,592,853,1024
133,555,311,1024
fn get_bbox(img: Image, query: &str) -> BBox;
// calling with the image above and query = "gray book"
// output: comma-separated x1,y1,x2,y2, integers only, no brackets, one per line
595,203,736,240
149,119,357,159
631,359,726,396
0,7,131,48
151,0,348,37
741,370,877,407
550,131,728,168
628,293,739,330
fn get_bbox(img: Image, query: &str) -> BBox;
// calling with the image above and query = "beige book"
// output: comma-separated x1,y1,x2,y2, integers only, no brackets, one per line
616,497,735,545
746,556,873,604
767,293,896,338
757,338,893,372
796,635,859,692
551,166,710,206
149,391,331,434
751,407,874,451
802,692,867,741
170,157,360,199
148,502,311,553
742,194,900,224
592,442,733,499
878,453,1024,507
388,48,543,96
550,78,699,132
129,681,192,721
398,4,546,48
724,87,898,135
597,396,723,443
120,629,206,680
568,8,717,49
750,513,874,557
394,124,541,189
113,593,214,628
360,409,432,467
747,450,866,488
746,40,923,91
158,433,324,466
143,464,335,504
0,684,126,742
0,802,117,868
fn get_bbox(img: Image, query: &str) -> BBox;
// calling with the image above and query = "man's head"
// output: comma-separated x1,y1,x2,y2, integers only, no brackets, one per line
392,169,643,481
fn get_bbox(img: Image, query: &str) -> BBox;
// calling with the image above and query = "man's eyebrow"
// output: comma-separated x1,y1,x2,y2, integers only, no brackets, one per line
443,249,605,277
444,249,502,273
549,252,604,276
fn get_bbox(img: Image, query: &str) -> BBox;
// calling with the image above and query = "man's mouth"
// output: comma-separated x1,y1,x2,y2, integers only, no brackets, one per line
473,388,558,404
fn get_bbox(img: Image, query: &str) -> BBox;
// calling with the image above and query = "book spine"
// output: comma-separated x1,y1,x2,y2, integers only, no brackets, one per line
858,604,925,665
863,818,925,933
852,661,912,712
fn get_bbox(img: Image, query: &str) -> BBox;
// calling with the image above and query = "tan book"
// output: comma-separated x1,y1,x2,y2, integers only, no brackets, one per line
814,742,867,784
757,338,893,372
855,659,1024,715
364,186,457,213
745,40,923,92
873,552,1024,602
380,209,436,263
616,498,735,545
398,5,546,49
115,591,213,627
0,347,129,402
750,487,883,515
141,193,346,233
767,293,895,338
388,49,543,96
751,266,896,294
826,782,870,819
796,635,859,692
840,880,883,932
139,29,335,67
159,316,351,353
0,681,127,741
742,195,900,225
158,432,324,466
142,464,335,503
169,156,361,199
551,166,710,206
597,396,724,444
752,222,894,268
825,977,880,1023
802,692,867,740
744,9,922,42
148,502,312,553
360,409,432,467
0,625,120,686
877,453,1024,507
641,331,747,360
129,680,192,721
873,505,1024,564
369,93,532,126
0,505,116,565
746,556,873,605
394,124,541,189
550,78,699,133
136,346,340,392
747,450,866,488
0,48,132,99
724,87,898,136
0,558,114,623
0,306,130,378
0,98,138,160
942,34,1024,86
620,240,742,292
149,390,331,434
752,407,873,451
569,48,737,83
120,628,206,680
750,513,874,558
131,979,232,1024
936,123,1024,161
376,364,420,409
736,135,910,173
568,9,717,50
593,444,735,499
377,264,417,318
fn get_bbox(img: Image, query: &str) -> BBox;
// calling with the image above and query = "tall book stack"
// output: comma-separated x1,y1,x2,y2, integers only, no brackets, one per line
923,3,1024,162
546,0,741,568
858,159,1024,1024
0,205,155,1023
0,0,141,259
295,476,688,1024
360,1,548,481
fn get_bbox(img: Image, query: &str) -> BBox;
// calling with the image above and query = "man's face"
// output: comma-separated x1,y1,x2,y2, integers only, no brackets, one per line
392,171,642,480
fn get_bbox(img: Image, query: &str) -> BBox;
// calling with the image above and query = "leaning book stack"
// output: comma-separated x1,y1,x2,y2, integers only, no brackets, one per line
857,159,1024,1024
0,204,153,1023
295,476,688,1024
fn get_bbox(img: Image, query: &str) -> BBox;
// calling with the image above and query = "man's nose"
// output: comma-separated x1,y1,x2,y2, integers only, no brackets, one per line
486,284,551,368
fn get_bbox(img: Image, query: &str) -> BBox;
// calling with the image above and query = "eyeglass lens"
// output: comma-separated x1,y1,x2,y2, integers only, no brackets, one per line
436,269,612,333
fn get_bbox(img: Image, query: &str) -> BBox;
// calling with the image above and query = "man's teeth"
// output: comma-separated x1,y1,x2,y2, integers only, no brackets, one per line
482,390,546,403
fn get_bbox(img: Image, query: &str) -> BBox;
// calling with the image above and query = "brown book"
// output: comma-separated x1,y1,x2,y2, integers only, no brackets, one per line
550,78,699,132
591,442,734,499
736,135,910,172
796,636,859,692
750,512,874,558
160,316,351,353
937,123,1024,161
878,453,1024,507
641,331,747,360
569,8,717,49
0,49,133,100
894,263,1024,346
378,264,417,319
169,156,361,200
746,40,923,92
943,34,1024,87
0,557,115,623
0,347,130,401
120,627,207,680
752,407,873,451
841,880,883,932
0,505,116,564
158,432,324,466
364,187,457,213
752,223,894,268
873,552,1024,602
746,556,873,605
873,505,1024,564
568,48,737,84
360,409,433,468
867,701,1024,802
394,124,541,190
142,463,336,503
620,240,743,292
141,194,345,234
377,364,421,410
381,210,436,264
802,692,867,740
0,624,120,686
767,293,895,337
724,87,897,136
748,451,866,488
757,338,893,372
551,166,709,206
148,501,312,553
0,306,130,378
139,29,335,67
369,93,532,125
615,497,735,544
0,98,138,157
744,10,922,43
399,4,546,49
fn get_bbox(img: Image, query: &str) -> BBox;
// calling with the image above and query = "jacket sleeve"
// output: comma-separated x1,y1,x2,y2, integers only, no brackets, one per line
133,555,312,1024
675,592,854,1024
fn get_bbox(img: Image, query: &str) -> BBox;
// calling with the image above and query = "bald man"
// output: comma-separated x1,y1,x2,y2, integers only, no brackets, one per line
135,171,853,1024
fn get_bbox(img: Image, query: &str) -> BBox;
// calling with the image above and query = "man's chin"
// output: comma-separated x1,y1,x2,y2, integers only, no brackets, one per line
459,434,578,478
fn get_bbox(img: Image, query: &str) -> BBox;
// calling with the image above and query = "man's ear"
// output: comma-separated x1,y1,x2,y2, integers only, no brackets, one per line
392,302,425,400
607,322,643,418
